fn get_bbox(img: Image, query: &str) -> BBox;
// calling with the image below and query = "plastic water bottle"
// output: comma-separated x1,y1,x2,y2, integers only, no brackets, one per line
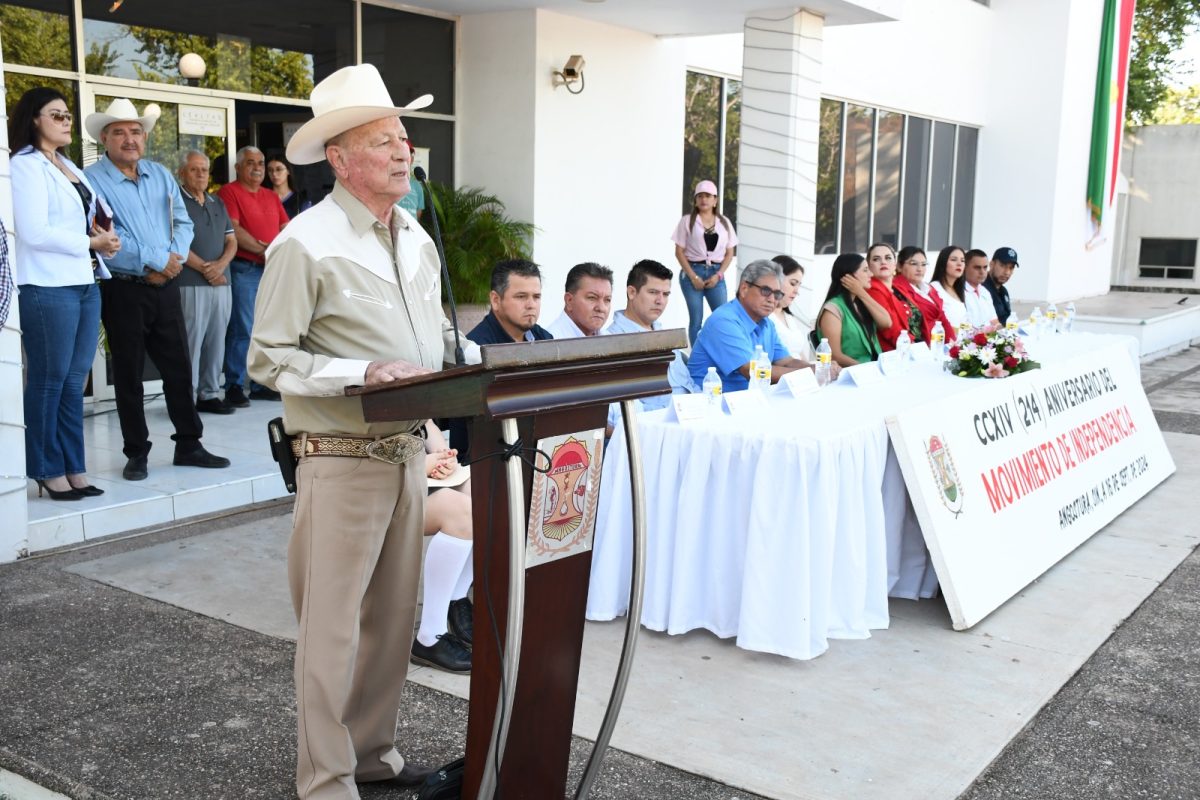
1006,313,1019,335
895,329,912,364
750,344,772,391
1064,301,1076,333
930,321,946,360
815,338,833,386
702,366,722,407
1046,303,1059,334
1030,306,1043,338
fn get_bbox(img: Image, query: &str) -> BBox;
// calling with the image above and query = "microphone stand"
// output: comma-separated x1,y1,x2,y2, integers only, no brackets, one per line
413,165,465,366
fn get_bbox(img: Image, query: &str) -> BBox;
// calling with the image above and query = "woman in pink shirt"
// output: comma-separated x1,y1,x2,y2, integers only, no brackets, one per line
671,179,738,344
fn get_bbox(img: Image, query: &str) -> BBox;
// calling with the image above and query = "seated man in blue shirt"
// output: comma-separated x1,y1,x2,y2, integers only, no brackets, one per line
688,259,813,392
604,259,676,435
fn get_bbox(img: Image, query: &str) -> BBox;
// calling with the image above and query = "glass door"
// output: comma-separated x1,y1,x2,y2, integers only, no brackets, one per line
79,83,235,404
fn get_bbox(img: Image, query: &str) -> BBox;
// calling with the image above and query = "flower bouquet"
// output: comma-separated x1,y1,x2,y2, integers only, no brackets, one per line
946,323,1040,378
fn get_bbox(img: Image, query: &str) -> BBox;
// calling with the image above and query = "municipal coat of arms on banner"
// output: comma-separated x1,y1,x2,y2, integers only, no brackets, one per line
926,434,964,517
526,430,605,568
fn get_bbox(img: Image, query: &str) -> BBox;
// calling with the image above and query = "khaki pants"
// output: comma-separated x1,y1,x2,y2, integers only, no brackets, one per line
289,452,426,799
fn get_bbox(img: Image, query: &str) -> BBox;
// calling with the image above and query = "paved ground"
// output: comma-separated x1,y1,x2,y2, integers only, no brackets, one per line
2,345,1199,800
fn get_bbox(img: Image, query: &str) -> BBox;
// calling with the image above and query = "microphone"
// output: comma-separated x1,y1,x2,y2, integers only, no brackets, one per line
413,165,465,366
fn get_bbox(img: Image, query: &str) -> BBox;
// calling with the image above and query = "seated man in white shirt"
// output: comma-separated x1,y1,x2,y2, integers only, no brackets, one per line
604,259,676,435
962,248,998,327
604,259,672,334
546,261,613,338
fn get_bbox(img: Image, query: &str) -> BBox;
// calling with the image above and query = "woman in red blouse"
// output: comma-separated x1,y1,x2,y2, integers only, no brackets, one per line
862,242,920,351
894,245,957,344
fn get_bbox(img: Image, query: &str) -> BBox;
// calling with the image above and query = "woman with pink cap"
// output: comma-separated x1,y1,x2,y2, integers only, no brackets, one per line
671,179,738,344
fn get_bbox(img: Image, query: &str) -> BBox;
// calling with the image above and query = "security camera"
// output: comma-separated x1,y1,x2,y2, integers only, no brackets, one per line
562,55,585,79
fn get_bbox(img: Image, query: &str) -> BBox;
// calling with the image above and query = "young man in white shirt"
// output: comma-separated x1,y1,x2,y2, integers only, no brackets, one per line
963,248,997,327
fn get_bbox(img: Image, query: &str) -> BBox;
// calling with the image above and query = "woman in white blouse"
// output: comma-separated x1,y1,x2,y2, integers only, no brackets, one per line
10,87,120,500
930,245,968,331
769,255,815,361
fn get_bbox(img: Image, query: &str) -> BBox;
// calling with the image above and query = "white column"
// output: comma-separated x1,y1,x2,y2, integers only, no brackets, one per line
0,34,31,563
735,8,824,270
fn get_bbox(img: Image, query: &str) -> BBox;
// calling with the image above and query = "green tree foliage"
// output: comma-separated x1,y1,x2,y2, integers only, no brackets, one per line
1127,0,1200,124
1150,83,1200,123
0,4,72,70
421,183,535,304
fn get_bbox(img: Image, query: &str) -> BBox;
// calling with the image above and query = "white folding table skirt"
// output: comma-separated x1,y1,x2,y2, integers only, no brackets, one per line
585,333,1138,660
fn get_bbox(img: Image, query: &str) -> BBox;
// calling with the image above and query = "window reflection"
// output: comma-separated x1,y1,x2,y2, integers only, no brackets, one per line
873,110,903,247
840,104,873,253
0,0,73,71
901,117,931,248
952,126,978,247
815,99,842,255
682,72,722,215
928,121,956,249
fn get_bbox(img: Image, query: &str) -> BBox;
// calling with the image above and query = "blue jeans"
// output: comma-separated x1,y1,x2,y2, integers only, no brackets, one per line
224,258,265,393
680,262,728,345
20,283,100,480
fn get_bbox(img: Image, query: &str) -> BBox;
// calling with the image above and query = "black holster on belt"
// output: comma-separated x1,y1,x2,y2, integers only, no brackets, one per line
267,417,297,494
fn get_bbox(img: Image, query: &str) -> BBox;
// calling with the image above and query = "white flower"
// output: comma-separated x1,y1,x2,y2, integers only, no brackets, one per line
963,342,979,356
978,345,997,365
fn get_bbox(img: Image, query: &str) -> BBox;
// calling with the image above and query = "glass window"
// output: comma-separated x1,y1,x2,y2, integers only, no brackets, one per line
402,117,456,188
952,126,978,247
682,72,721,214
927,121,956,249
1139,238,1197,280
82,0,354,99
0,0,73,71
815,99,842,255
362,4,456,117
901,116,931,249
873,110,903,248
840,104,873,253
722,79,741,228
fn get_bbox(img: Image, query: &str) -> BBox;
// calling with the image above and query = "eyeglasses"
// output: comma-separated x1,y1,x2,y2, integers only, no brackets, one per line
746,282,785,301
40,110,72,124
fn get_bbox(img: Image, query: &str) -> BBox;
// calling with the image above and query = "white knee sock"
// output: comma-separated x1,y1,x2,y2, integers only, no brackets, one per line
452,547,474,601
417,533,473,646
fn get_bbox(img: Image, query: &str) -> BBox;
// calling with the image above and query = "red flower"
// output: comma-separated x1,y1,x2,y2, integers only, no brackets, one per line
1004,355,1019,368
973,333,989,346
949,346,961,359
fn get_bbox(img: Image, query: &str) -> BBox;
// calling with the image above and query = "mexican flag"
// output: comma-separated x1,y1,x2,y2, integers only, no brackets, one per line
1086,0,1137,238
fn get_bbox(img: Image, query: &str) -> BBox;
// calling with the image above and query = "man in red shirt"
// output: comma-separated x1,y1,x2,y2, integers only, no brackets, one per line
218,146,289,405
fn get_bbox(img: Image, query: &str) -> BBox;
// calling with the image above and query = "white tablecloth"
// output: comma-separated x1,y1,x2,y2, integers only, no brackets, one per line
586,332,1138,660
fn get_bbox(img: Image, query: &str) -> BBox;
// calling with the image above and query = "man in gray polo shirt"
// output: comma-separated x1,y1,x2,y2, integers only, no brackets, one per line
178,150,238,414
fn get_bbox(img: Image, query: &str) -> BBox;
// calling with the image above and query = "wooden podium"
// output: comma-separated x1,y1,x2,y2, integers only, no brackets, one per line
352,330,686,799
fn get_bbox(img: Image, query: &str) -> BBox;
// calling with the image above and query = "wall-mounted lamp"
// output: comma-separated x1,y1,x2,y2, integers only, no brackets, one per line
179,52,207,86
552,55,586,94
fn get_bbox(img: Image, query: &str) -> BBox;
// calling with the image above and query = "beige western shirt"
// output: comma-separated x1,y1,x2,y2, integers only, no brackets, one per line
247,181,470,437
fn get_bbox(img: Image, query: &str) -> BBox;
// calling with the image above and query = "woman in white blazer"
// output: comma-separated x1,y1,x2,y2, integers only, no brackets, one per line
10,87,121,500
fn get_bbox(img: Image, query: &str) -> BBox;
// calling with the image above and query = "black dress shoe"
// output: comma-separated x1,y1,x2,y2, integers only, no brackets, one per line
196,397,234,415
173,446,231,469
363,761,437,788
69,484,105,497
248,387,281,401
448,596,473,647
225,386,250,408
410,633,472,673
35,480,83,500
122,455,149,481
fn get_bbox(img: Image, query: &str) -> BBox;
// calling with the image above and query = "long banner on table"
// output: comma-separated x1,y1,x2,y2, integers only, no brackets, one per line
886,341,1175,630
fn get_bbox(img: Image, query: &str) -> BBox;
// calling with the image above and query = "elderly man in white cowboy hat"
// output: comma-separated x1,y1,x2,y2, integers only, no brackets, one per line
84,98,231,482
248,64,477,799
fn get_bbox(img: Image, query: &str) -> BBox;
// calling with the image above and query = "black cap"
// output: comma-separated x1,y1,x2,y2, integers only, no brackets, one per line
992,247,1018,266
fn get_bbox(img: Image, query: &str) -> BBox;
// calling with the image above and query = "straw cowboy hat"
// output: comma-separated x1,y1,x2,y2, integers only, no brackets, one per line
286,64,433,165
84,98,158,142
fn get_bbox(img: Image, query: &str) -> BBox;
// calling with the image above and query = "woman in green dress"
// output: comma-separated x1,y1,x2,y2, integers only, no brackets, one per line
816,253,889,366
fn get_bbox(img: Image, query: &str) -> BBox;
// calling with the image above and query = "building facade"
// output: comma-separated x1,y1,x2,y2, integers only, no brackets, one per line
0,0,1120,559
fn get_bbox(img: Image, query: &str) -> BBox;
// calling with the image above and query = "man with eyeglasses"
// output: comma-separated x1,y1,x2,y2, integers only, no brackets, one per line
687,259,813,392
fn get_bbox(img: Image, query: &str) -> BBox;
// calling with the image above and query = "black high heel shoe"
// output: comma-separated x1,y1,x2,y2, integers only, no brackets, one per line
35,480,84,501
70,484,105,497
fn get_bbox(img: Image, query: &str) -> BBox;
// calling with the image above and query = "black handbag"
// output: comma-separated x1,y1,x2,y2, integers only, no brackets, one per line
418,757,465,800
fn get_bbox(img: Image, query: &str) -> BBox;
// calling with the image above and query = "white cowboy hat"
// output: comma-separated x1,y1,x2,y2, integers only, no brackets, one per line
286,64,433,165
84,98,158,142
